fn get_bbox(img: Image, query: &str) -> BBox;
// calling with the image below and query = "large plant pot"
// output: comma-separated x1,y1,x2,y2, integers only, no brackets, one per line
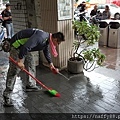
67,58,84,74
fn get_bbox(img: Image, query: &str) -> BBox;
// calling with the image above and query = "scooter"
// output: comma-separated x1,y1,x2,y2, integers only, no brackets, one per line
0,20,5,51
74,11,89,23
0,26,5,44
74,11,90,40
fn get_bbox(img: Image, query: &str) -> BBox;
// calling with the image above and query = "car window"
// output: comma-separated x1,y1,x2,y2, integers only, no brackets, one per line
97,4,105,9
97,5,101,9
101,4,105,9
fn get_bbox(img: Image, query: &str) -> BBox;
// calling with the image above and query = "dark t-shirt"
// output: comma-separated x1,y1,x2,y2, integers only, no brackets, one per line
90,9,97,16
77,3,86,12
1,9,12,24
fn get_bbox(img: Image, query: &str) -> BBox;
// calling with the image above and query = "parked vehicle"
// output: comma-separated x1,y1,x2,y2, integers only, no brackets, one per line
0,25,5,41
112,0,120,7
0,19,5,50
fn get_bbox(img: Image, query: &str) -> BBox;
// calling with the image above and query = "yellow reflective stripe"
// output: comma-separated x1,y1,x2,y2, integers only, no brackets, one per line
17,38,28,45
12,41,20,48
12,38,29,48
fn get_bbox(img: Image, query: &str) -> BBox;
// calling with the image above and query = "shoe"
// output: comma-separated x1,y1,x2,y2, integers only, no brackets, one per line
3,97,14,107
26,86,42,92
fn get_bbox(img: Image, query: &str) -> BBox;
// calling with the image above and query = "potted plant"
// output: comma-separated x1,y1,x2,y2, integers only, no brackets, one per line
68,20,106,73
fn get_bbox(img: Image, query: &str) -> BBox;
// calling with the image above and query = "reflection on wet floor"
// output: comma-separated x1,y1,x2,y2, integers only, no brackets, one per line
100,47,120,70
0,47,120,113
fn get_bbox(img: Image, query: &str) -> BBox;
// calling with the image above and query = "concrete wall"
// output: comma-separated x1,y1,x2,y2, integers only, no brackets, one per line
9,0,28,33
25,0,37,28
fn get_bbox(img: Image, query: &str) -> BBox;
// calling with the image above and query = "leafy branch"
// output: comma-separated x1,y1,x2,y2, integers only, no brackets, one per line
71,20,106,71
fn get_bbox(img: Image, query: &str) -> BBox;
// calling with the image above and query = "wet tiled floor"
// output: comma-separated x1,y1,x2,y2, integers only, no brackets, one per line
0,46,120,115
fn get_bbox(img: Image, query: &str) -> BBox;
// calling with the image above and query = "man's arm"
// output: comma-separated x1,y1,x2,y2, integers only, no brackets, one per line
43,45,59,73
17,35,39,69
1,10,11,20
43,44,52,64
17,39,37,69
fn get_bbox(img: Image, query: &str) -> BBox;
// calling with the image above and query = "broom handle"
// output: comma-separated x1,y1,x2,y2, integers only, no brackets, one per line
9,56,50,90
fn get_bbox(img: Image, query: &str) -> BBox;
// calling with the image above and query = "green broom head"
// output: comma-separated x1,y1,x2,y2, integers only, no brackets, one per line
48,89,60,97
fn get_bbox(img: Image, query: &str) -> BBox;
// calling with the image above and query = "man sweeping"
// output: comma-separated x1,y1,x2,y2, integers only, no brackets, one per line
2,28,65,106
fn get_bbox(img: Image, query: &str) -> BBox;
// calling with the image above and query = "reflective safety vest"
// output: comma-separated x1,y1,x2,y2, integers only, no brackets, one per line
12,38,29,48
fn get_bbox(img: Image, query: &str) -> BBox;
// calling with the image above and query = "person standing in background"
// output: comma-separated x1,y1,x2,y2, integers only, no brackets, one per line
102,5,111,20
77,1,86,12
1,3,14,39
90,5,98,17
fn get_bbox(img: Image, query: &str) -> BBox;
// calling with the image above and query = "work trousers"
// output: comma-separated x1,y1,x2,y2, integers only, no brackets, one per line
3,47,36,99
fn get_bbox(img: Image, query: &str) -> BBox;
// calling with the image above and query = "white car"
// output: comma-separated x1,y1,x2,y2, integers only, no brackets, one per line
97,3,120,19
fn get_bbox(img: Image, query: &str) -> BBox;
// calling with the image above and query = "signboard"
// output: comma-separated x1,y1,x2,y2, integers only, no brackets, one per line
57,0,72,20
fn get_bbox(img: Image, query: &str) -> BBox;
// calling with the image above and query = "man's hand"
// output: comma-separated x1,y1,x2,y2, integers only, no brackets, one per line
17,59,24,69
49,63,59,74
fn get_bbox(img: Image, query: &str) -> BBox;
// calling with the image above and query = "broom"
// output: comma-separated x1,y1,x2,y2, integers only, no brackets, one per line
9,56,60,97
